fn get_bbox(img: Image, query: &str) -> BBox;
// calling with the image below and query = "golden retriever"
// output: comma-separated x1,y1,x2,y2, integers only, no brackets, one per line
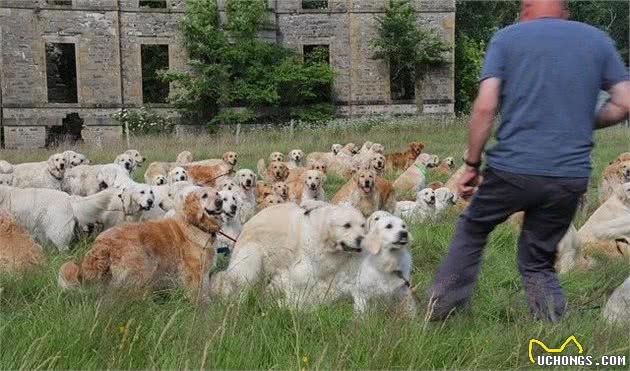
384,141,425,171
185,161,235,187
58,188,224,298
332,169,395,217
191,152,238,168
257,160,290,183
431,156,456,176
599,157,630,204
287,170,327,204
0,212,45,274
209,203,367,300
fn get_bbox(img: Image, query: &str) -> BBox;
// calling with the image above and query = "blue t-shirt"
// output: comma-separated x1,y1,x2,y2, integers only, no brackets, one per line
480,18,629,178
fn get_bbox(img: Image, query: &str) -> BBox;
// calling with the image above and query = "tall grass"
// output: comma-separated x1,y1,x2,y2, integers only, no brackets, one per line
0,116,629,369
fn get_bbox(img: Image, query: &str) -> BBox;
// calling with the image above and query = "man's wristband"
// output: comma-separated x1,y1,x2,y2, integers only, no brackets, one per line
464,159,482,169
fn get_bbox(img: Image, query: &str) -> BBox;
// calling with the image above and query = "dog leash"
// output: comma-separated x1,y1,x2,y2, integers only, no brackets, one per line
218,230,237,243
395,271,422,305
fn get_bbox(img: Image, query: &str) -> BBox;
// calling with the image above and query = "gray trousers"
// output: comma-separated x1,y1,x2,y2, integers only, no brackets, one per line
428,167,588,322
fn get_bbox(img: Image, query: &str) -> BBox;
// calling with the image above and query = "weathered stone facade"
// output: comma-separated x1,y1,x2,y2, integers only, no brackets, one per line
0,0,454,149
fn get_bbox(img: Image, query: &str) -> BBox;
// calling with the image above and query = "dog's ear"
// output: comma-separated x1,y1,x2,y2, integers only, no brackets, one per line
183,191,203,225
223,152,230,163
120,188,134,212
281,165,289,180
364,228,383,254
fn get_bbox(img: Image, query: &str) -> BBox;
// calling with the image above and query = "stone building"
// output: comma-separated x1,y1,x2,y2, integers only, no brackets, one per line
0,0,455,149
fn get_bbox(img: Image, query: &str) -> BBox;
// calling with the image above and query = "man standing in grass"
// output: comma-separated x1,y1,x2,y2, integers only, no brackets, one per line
429,0,630,322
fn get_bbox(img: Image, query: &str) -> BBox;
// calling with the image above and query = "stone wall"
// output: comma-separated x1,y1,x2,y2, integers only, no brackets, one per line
0,0,455,149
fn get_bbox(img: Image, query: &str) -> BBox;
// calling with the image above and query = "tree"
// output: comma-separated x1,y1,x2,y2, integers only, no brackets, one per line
372,0,450,105
161,0,336,126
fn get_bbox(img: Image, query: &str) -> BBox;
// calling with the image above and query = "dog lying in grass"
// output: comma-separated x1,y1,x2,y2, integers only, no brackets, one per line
58,188,223,300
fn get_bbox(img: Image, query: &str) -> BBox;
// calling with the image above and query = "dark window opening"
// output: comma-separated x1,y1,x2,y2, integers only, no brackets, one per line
46,43,78,104
139,0,167,8
390,62,415,101
303,45,330,65
46,113,83,147
47,0,72,6
141,44,170,104
302,0,328,10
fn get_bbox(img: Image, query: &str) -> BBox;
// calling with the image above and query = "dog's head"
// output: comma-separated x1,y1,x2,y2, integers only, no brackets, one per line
619,161,630,181
272,181,289,200
367,210,393,232
223,151,238,167
63,150,89,168
218,178,238,192
269,152,285,163
218,189,240,219
331,144,343,155
354,169,376,194
168,166,188,184
364,215,409,254
97,164,130,191
269,161,289,182
0,173,15,186
413,153,432,167
152,174,167,186
430,155,440,167
236,169,257,191
261,194,284,208
361,141,374,152
408,141,425,157
323,206,367,254
443,156,455,168
416,188,436,207
182,188,223,233
120,183,155,212
308,160,327,174
47,153,66,178
371,143,385,154
435,187,457,205
125,150,145,167
370,153,385,173
289,149,304,164
176,151,193,164
304,170,325,192
115,153,136,173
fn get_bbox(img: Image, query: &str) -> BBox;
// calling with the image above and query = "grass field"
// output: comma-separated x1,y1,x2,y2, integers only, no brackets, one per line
0,116,629,369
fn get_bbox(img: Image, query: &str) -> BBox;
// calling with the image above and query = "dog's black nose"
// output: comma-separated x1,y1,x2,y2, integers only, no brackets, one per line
399,231,409,240
147,198,154,206
98,181,108,190
355,236,364,248
246,180,252,186
59,163,65,169
215,198,223,208
231,204,237,212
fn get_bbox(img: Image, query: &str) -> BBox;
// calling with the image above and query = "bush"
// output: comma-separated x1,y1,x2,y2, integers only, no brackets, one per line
112,108,175,135
209,108,255,128
289,103,336,123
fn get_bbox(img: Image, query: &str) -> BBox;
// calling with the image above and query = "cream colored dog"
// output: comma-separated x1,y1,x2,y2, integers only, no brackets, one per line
0,185,117,251
233,169,257,223
306,144,342,166
355,214,416,315
393,153,436,194
63,161,132,196
210,203,367,303
13,153,66,190
124,149,145,169
168,166,188,184
287,149,306,169
62,150,89,169
394,188,436,222
599,159,630,204
215,189,242,253
98,183,156,230
114,153,136,173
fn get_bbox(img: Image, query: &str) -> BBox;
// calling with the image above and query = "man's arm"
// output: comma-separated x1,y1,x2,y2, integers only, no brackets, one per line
595,81,630,129
458,77,500,197
466,78,501,163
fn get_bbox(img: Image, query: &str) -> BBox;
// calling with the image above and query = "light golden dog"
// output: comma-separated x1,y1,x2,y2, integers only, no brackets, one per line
257,194,285,211
269,152,285,163
384,141,425,171
257,160,290,183
393,153,436,195
191,152,238,168
306,144,342,166
287,170,327,204
58,188,223,298
332,169,395,217
0,212,45,274
598,156,630,204
431,156,456,176
185,160,235,187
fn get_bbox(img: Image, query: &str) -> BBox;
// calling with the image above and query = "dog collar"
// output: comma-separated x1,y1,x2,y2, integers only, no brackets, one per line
414,163,427,177
49,169,64,180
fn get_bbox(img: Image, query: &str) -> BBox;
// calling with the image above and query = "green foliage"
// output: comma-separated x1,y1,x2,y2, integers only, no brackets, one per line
289,103,336,123
112,108,175,135
372,0,450,78
162,0,335,125
209,108,255,127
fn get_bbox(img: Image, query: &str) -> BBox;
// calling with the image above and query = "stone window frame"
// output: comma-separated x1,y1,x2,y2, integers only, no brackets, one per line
44,0,74,7
300,37,334,65
136,0,170,10
41,35,82,107
138,38,172,107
